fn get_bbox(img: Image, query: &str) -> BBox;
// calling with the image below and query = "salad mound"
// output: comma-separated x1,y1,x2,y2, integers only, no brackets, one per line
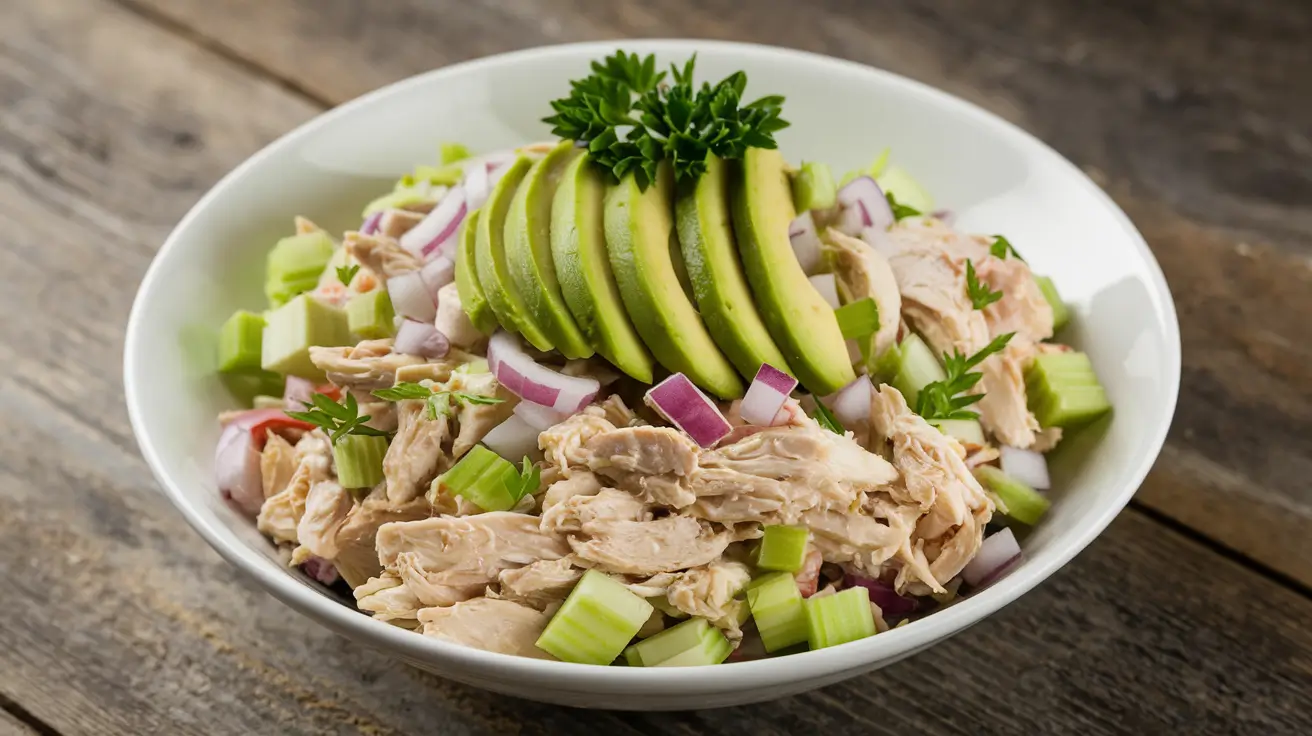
212,51,1110,666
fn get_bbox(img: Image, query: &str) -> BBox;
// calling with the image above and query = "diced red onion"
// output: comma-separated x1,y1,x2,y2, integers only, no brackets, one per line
481,414,542,461
393,319,449,358
513,400,570,431
837,176,894,234
420,255,455,301
963,527,1022,588
740,363,798,426
843,573,919,616
808,273,841,309
788,211,823,275
485,156,517,188
1000,446,1051,490
400,185,467,258
795,548,823,598
283,375,316,411
645,373,732,448
486,331,599,413
387,271,436,322
825,375,873,427
360,211,383,236
301,556,340,586
215,420,265,516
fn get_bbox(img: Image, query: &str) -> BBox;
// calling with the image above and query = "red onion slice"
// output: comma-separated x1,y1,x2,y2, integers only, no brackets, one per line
486,331,599,413
788,211,823,275
843,573,919,616
393,319,450,358
825,375,873,428
808,273,841,309
481,414,543,461
645,373,732,448
420,255,455,300
400,185,467,258
387,271,436,323
360,211,383,236
215,421,265,516
283,375,316,411
301,556,340,585
513,400,570,431
1000,446,1051,490
837,176,894,234
740,363,798,426
963,527,1022,588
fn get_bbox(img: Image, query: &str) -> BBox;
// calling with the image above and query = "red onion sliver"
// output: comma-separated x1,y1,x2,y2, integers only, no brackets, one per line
400,185,467,258
843,573,918,616
481,414,542,461
420,255,455,300
514,400,570,431
387,271,436,322
740,363,798,426
788,211,823,275
301,556,340,585
393,319,449,358
282,375,316,411
360,211,383,236
837,176,894,233
215,422,264,516
645,373,732,447
808,273,841,309
1000,446,1051,490
486,331,599,413
963,527,1022,587
826,375,873,428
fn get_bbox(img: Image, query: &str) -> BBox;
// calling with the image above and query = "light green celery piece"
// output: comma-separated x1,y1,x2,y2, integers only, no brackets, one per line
260,294,352,379
791,161,837,211
654,625,732,667
746,571,809,653
626,618,715,666
1024,351,1111,428
755,525,810,573
973,465,1050,525
251,395,285,410
334,435,388,489
536,569,654,664
876,165,934,214
889,333,945,407
455,358,491,374
834,298,879,341
413,164,465,187
346,289,396,339
931,418,985,447
434,444,519,511
429,445,497,504
441,142,472,164
840,147,891,186
805,586,876,650
265,231,336,306
1033,275,1070,332
218,310,266,373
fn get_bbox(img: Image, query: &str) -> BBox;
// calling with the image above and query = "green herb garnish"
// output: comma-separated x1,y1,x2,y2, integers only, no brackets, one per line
989,235,1025,261
812,401,845,435
543,51,790,188
504,457,541,501
372,382,506,421
286,392,388,444
336,264,360,287
965,259,1003,311
914,332,1015,421
887,192,921,221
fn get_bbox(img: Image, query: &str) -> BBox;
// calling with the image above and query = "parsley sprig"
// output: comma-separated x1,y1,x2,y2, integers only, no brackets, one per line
336,264,360,287
812,401,845,435
989,235,1024,261
372,382,505,421
965,259,1004,310
914,332,1015,421
286,392,388,444
505,457,541,501
887,192,921,221
543,51,790,188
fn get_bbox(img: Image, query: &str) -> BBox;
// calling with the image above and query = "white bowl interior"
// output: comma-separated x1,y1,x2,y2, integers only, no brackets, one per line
125,40,1179,709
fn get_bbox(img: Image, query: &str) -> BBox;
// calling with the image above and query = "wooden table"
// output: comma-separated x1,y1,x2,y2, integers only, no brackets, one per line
2,0,1309,733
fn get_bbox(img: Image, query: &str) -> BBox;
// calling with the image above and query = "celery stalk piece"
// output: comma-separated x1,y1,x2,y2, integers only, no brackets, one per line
441,142,472,165
1033,275,1070,332
1030,385,1112,428
1024,352,1111,428
218,310,266,373
654,625,732,667
791,161,837,211
265,231,336,306
755,525,810,573
1028,351,1095,376
889,333,946,406
455,358,491,375
834,298,879,341
536,569,654,665
805,586,876,650
260,294,352,379
930,418,985,447
334,435,389,489
346,289,397,339
746,572,809,653
626,618,714,666
251,395,285,410
412,164,465,187
875,165,934,214
432,445,519,511
973,465,1050,525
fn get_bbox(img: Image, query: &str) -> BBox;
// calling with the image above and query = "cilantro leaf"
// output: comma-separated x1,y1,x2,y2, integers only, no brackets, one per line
913,332,1016,422
336,264,360,287
989,235,1025,261
887,192,921,220
812,401,845,435
965,259,1004,310
504,457,542,502
371,382,433,401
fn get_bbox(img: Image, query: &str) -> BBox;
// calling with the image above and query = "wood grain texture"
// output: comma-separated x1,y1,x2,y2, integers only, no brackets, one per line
121,0,1312,587
0,0,1309,734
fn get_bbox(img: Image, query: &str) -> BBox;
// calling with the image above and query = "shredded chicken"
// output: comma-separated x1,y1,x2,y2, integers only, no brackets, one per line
584,426,701,507
495,558,583,611
260,433,297,498
310,339,423,391
355,573,424,626
344,231,421,280
377,209,425,240
418,598,555,659
445,370,517,458
257,430,333,544
539,411,617,475
661,560,751,639
435,282,486,350
568,516,732,576
384,400,453,505
825,228,902,360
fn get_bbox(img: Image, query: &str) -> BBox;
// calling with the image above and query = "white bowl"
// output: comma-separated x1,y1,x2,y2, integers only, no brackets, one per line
124,40,1180,710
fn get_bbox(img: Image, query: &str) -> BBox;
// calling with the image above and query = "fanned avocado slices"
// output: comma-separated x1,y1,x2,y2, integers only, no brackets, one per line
454,210,498,335
551,153,654,382
604,163,743,399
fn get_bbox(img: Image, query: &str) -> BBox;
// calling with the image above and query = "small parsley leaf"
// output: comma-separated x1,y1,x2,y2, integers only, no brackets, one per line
887,192,921,221
812,401,845,435
989,235,1025,262
371,382,433,401
913,332,1016,421
965,259,1004,310
504,457,541,501
287,392,388,444
371,383,506,422
336,264,360,287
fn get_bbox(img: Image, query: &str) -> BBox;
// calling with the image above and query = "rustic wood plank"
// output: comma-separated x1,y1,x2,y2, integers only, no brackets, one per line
123,0,1312,586
0,709,41,736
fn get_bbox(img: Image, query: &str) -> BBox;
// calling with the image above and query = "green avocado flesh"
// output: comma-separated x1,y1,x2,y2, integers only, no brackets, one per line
732,148,855,395
504,142,594,359
455,209,498,335
551,154,654,383
675,154,793,380
604,164,744,399
474,156,555,351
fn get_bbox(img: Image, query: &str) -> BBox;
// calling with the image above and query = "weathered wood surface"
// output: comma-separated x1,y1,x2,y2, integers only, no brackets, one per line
0,0,1308,734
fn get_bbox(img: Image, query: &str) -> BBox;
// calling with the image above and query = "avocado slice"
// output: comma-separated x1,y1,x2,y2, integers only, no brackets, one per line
675,154,794,380
504,142,594,359
551,154,655,383
732,148,855,395
455,210,498,335
474,156,555,350
604,163,743,399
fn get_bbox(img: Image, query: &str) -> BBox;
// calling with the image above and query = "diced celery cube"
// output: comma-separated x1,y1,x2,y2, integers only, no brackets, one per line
334,435,388,489
890,333,946,406
413,163,465,186
876,165,934,214
441,142,472,165
260,294,352,379
433,445,520,511
931,418,985,447
834,298,879,341
347,289,396,339
265,231,336,306
536,569,654,665
626,618,715,667
1030,385,1111,428
1033,275,1070,332
756,525,810,573
974,465,1050,525
218,310,266,373
655,626,732,667
805,586,876,650
791,161,837,211
746,572,809,653
1029,351,1095,377
455,358,490,375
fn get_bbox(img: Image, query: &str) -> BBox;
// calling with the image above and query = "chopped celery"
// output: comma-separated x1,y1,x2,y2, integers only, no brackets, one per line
441,142,472,165
931,418,985,447
265,231,336,306
334,434,388,489
791,161,837,211
432,444,520,511
649,596,688,620
974,465,1050,525
756,525,810,573
1025,352,1111,428
536,569,654,664
260,294,352,379
455,358,490,374
412,164,465,187
875,165,934,214
1028,351,1095,376
746,572,809,653
1033,275,1070,332
346,289,397,339
252,394,285,410
840,147,890,186
805,586,876,650
889,333,946,406
625,618,719,666
656,626,732,666
218,310,266,373
834,298,879,341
